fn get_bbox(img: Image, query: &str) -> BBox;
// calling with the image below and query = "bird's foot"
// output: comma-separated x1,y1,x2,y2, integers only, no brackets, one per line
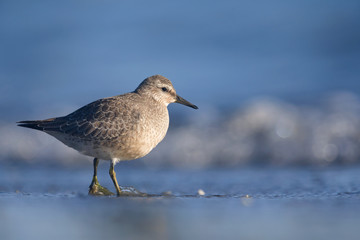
89,178,115,196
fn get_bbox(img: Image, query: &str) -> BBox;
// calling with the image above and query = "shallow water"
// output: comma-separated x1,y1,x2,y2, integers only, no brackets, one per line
1,165,360,240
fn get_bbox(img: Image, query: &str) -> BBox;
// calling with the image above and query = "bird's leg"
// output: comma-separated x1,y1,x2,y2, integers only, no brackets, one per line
109,160,149,197
89,158,114,196
90,157,100,186
109,161,122,196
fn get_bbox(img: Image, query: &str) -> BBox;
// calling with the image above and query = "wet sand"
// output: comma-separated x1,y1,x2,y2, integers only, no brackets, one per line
1,165,360,240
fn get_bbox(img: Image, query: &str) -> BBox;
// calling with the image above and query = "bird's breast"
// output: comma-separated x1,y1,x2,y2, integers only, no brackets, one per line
111,105,170,160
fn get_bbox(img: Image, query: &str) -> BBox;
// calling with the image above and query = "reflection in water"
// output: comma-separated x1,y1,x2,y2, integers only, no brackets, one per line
1,166,360,240
1,191,360,240
1,198,170,240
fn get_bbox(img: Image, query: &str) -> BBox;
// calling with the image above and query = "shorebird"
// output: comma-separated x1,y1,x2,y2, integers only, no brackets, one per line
18,75,198,196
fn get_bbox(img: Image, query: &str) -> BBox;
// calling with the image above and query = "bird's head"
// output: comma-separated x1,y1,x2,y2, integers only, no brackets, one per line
135,75,198,109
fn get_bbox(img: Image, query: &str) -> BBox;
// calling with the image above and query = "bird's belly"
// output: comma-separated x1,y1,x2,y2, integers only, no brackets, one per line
82,142,154,161
48,127,166,161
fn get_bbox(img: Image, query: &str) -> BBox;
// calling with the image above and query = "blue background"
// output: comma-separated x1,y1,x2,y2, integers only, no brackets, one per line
1,0,360,166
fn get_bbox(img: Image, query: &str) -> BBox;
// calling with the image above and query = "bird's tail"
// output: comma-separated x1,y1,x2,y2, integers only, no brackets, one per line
17,118,57,131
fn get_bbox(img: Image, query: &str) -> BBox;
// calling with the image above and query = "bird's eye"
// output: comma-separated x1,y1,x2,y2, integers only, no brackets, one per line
161,87,168,92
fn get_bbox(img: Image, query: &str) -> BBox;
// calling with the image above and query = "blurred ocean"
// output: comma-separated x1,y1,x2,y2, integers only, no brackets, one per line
1,2,360,240
1,0,360,167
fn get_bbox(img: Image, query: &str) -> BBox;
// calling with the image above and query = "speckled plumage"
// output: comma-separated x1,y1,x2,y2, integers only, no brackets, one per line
18,75,198,196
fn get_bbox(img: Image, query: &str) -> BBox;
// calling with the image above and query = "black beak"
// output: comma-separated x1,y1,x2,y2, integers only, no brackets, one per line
175,95,198,109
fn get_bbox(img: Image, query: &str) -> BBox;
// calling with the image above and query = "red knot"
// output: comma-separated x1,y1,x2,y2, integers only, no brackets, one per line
18,75,198,196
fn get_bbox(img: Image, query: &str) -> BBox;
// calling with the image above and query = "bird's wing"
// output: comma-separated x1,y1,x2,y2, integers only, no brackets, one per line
39,97,141,140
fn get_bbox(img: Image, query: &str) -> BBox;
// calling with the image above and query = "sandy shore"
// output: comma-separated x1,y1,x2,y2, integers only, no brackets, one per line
1,165,360,240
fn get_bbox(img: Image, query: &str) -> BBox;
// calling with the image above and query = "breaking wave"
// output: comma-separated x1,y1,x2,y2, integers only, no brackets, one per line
2,92,360,168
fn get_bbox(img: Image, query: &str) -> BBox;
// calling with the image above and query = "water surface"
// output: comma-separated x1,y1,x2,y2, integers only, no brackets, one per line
1,165,359,240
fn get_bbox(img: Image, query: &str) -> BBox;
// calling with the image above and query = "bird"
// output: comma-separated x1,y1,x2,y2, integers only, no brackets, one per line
18,75,198,196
